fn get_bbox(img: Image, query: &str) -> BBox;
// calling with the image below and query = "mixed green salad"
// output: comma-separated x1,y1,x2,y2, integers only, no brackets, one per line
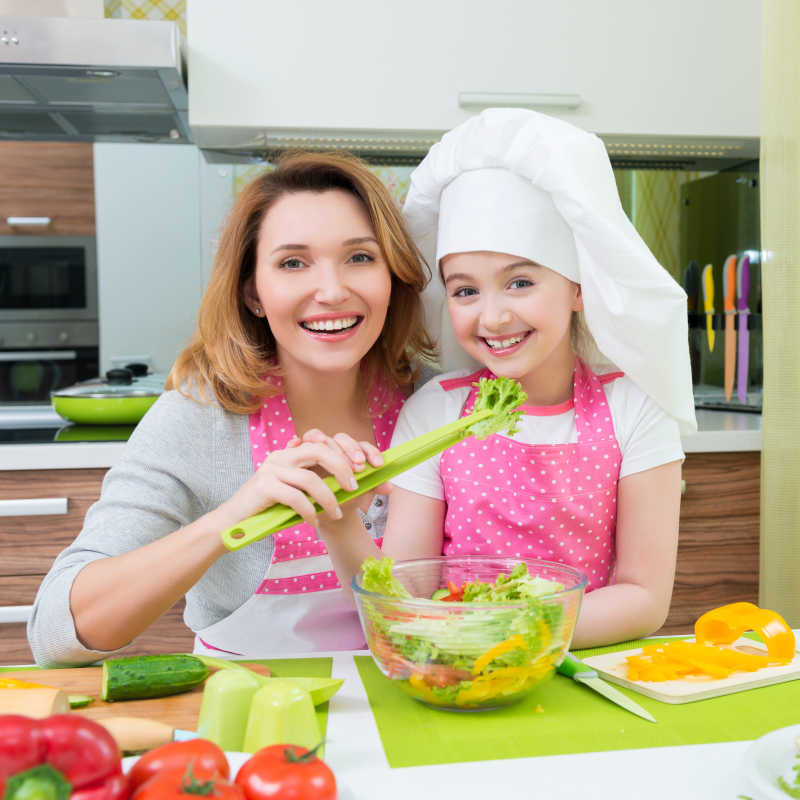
360,557,573,708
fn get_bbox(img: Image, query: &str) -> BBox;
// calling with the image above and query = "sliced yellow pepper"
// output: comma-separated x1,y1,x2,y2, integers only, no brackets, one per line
0,678,52,690
472,634,528,675
694,602,796,665
625,602,796,682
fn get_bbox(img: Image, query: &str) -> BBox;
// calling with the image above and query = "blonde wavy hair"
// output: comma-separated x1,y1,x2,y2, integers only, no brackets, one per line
168,151,435,413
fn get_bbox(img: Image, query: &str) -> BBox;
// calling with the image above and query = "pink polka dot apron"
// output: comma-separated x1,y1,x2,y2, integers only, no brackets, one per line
439,359,622,592
195,381,403,656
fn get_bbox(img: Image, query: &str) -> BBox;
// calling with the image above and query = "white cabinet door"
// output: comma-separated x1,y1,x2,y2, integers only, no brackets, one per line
188,0,759,145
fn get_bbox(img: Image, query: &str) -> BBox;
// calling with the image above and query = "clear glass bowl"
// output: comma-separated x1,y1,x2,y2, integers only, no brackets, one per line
352,556,587,711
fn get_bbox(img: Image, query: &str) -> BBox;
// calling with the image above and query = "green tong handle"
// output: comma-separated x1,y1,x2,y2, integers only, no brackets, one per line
220,408,494,551
556,652,599,679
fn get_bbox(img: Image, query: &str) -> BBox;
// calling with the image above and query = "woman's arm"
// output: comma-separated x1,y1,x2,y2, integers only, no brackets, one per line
570,459,682,648
68,435,368,652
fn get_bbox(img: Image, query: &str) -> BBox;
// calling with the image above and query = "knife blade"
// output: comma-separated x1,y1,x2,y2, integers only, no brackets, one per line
723,255,738,401
556,653,656,723
737,255,751,404
701,263,715,352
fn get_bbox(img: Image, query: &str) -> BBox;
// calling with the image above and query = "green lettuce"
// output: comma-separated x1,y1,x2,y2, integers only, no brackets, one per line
468,376,527,439
361,556,412,598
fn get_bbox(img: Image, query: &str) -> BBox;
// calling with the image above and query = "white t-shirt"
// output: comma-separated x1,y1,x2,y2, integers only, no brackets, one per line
390,368,685,501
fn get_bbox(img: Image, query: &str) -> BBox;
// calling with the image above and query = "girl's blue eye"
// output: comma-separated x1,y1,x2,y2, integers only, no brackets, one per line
452,287,478,298
280,257,305,270
509,278,533,289
349,252,375,264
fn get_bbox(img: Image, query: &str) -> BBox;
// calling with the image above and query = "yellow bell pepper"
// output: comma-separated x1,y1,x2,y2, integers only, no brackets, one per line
694,602,795,665
472,634,528,675
0,678,52,690
625,602,796,682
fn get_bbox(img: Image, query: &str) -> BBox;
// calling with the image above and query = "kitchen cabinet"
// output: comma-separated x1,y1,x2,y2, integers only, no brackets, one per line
658,451,760,635
189,0,760,156
0,142,95,236
0,467,194,665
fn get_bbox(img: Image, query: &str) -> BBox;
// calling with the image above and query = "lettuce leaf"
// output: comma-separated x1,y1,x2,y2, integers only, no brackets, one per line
361,556,412,598
468,376,527,439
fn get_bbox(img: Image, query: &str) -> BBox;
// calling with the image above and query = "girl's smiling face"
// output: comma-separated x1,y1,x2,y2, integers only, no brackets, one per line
442,250,583,394
244,189,392,376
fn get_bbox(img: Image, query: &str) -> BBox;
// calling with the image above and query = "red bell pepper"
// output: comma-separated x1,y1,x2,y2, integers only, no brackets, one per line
0,714,128,800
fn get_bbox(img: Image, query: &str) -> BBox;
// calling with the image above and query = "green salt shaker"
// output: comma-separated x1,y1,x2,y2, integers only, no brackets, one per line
242,681,319,754
197,668,263,751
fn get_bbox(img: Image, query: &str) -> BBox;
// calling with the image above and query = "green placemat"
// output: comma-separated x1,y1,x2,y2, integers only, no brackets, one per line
1,657,333,741
355,639,800,768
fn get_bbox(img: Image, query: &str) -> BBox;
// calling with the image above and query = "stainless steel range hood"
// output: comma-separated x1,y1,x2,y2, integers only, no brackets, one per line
0,15,189,143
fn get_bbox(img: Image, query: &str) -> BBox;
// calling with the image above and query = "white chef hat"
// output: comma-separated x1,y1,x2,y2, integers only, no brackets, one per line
403,108,697,435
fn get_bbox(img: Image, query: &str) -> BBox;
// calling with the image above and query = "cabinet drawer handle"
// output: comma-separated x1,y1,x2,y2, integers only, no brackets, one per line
0,606,33,624
681,480,686,495
0,498,68,517
458,92,583,110
5,216,52,227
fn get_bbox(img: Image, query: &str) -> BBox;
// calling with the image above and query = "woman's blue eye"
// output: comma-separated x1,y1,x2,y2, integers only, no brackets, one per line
280,257,305,270
349,252,375,264
509,278,533,289
453,287,478,298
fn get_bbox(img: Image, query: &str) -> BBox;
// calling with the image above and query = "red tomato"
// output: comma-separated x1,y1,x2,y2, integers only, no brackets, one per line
235,745,337,800
128,740,229,792
133,767,243,800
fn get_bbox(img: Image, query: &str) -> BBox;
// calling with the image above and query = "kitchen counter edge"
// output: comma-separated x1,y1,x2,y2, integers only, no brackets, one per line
0,410,761,470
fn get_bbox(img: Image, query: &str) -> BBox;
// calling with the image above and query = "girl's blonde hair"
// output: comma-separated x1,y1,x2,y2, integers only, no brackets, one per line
168,151,435,413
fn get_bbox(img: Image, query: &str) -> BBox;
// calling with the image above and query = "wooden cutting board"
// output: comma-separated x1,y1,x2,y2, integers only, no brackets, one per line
583,638,800,704
0,662,271,730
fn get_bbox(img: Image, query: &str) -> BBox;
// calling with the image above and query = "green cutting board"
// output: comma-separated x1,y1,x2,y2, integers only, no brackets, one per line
354,639,800,768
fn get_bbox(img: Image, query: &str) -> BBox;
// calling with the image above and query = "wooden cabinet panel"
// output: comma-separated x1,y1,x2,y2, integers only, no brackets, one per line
0,142,95,236
658,451,760,635
0,467,194,665
0,602,196,666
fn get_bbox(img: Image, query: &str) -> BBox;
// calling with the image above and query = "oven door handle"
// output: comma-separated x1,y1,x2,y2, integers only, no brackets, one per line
0,350,77,362
5,216,52,227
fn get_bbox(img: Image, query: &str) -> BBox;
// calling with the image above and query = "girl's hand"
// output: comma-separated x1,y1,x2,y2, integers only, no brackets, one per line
292,428,384,472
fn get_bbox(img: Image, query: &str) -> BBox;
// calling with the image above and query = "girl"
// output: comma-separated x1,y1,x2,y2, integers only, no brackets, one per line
28,151,434,666
317,110,696,648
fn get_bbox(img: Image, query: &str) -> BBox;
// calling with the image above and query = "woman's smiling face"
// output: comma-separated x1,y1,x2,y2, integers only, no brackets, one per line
245,189,392,376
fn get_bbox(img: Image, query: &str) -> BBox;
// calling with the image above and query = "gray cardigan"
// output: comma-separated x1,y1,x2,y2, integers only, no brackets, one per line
28,390,278,667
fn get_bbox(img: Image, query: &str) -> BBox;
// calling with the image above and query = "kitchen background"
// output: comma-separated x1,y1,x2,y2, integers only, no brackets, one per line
1,0,760,410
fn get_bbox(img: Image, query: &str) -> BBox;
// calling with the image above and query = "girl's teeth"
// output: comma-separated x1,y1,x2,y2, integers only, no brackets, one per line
487,335,524,349
303,316,358,332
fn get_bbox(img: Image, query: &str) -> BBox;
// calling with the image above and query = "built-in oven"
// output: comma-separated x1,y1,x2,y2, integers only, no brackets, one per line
0,234,99,405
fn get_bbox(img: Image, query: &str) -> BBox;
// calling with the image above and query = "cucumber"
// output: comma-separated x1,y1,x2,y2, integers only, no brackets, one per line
101,654,210,702
68,694,93,708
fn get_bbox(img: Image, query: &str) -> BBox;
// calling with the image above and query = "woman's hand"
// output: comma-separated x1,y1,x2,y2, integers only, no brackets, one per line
215,429,384,531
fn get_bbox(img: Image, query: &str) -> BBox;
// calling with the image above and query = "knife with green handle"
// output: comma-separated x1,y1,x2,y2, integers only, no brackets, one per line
557,652,657,723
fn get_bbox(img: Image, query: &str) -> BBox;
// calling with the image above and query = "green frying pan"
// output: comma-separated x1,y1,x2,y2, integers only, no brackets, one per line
51,369,166,425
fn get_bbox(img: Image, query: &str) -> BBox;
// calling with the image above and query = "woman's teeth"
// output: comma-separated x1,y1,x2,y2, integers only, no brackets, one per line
301,316,359,332
485,334,526,349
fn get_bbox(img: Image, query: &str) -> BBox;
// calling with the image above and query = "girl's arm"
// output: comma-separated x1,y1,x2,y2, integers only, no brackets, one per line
67,435,367,654
570,459,682,648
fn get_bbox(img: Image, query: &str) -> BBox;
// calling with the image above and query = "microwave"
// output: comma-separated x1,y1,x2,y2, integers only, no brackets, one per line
0,235,99,403
0,235,98,349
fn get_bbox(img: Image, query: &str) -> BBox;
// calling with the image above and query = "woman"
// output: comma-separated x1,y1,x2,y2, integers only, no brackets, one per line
28,151,434,666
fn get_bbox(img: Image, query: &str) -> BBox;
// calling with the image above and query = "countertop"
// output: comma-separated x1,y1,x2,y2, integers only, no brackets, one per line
0,408,762,471
9,647,785,800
